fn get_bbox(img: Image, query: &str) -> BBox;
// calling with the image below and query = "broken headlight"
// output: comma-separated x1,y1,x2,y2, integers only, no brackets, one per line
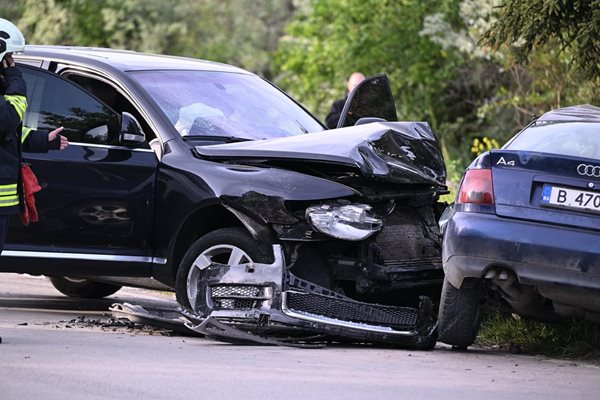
305,203,382,241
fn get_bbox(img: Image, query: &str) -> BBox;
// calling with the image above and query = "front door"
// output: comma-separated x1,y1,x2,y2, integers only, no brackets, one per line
1,65,157,274
337,74,398,128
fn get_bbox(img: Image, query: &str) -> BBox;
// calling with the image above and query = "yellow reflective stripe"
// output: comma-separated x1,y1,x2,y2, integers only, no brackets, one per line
5,97,26,120
4,95,28,121
0,195,19,206
21,127,32,142
6,97,27,114
0,184,17,194
6,95,27,110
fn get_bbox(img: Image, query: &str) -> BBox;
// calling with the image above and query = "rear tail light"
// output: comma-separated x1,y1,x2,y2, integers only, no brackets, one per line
458,169,494,205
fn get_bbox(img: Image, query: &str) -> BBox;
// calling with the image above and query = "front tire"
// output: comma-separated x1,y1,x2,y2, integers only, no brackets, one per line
437,276,482,348
48,276,122,298
175,227,272,312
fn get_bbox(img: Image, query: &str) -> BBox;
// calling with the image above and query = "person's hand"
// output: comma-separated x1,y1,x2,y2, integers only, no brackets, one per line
48,127,69,150
2,54,15,69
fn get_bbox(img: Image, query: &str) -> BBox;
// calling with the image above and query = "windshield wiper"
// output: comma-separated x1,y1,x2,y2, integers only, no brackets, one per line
183,135,252,143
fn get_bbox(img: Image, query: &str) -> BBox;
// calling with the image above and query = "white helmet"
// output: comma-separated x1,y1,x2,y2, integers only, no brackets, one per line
0,18,25,61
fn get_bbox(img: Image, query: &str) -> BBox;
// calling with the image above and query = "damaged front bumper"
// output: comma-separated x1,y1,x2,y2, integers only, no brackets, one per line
181,245,437,348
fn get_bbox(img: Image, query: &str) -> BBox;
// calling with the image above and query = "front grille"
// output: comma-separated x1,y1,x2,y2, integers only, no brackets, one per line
213,298,259,310
210,285,265,310
381,256,441,269
375,206,441,267
285,291,418,330
211,285,261,298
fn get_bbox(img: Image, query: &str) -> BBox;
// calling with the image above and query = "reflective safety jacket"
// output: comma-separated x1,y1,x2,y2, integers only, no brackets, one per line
0,66,54,216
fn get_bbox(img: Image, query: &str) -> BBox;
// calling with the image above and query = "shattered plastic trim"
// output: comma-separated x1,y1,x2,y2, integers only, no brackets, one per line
281,291,417,336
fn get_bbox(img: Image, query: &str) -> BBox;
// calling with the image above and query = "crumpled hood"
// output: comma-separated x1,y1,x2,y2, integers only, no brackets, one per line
195,121,446,186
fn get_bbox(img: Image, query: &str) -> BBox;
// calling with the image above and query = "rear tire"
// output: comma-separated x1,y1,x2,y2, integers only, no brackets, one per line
48,276,122,298
437,276,482,348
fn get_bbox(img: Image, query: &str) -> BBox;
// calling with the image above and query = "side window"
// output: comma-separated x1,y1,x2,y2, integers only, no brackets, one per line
19,65,120,145
64,74,154,143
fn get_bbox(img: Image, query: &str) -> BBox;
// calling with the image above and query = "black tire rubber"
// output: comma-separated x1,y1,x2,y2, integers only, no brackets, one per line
175,227,272,311
437,276,482,348
48,276,122,298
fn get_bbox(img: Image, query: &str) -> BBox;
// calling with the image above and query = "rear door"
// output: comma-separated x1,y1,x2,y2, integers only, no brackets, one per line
0,65,158,274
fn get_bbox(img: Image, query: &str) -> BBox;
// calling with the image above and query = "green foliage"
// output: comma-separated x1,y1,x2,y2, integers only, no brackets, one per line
478,313,600,361
174,0,296,79
16,0,295,78
18,0,187,52
275,0,464,125
424,0,599,169
0,0,24,22
481,0,600,81
471,136,499,156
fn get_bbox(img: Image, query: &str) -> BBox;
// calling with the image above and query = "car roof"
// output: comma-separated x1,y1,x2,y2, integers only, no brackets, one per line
20,45,251,74
537,104,600,123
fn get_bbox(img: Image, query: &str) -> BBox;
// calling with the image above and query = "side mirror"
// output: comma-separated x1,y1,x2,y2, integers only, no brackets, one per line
119,112,145,145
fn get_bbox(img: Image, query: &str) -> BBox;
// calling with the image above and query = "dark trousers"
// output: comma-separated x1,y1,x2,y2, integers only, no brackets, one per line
0,215,9,254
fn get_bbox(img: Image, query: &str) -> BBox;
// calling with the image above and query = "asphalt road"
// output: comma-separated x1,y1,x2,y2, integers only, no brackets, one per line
0,273,598,400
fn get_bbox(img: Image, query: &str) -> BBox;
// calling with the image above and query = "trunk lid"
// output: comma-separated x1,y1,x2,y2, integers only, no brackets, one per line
490,150,600,232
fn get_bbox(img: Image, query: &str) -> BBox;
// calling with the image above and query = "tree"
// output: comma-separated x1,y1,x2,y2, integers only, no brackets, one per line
275,0,465,125
481,0,600,81
16,0,296,79
18,0,187,53
172,0,296,79
0,1,24,22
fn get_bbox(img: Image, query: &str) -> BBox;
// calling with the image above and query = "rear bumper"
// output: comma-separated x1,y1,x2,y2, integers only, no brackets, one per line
443,211,600,291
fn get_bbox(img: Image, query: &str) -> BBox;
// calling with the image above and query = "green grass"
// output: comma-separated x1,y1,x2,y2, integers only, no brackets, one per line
476,312,600,362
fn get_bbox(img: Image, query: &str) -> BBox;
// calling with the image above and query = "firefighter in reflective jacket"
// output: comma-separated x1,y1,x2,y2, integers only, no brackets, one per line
0,18,68,253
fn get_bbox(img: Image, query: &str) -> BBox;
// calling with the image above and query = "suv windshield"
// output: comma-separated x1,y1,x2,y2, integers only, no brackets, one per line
505,121,600,160
130,70,324,140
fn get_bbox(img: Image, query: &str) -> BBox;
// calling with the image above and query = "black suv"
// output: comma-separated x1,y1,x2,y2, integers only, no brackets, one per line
6,46,447,345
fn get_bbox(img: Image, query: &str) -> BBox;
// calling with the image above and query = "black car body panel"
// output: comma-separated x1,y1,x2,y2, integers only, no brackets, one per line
1,46,447,344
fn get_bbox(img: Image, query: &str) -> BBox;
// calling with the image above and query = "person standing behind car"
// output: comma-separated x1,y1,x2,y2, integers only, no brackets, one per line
325,72,365,129
0,19,68,256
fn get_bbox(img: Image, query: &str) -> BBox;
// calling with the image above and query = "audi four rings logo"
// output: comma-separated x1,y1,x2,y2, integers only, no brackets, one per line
577,164,600,177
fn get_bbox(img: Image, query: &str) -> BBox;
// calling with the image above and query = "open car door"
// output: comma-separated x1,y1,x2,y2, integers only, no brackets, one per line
337,74,398,128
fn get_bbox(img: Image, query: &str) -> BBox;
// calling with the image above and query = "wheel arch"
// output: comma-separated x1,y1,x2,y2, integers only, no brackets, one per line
167,205,241,283
166,203,275,285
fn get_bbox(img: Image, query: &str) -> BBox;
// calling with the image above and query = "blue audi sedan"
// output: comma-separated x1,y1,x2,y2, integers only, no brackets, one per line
437,104,600,348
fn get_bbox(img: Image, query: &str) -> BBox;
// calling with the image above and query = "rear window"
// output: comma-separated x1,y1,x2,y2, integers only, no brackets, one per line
505,121,600,160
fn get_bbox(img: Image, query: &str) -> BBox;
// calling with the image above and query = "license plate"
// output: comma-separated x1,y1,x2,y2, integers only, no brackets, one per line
541,185,600,214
